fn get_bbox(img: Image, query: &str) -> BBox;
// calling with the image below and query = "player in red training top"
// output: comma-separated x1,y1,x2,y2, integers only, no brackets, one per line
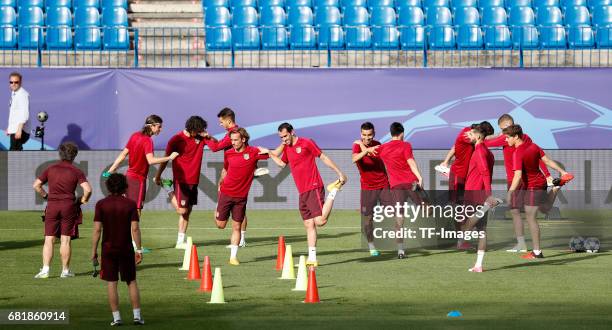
204,108,250,248
154,116,208,249
365,122,424,259
216,128,274,265
91,173,144,326
33,142,92,278
106,115,178,252
504,125,571,260
485,113,563,253
352,122,391,257
270,123,347,267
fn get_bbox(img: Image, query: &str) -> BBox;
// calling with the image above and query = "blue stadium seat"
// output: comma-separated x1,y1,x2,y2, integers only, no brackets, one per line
75,26,101,49
0,0,16,8
511,25,539,48
345,25,371,48
398,6,424,25
482,7,508,26
399,25,425,49
0,26,16,49
290,25,316,49
285,0,312,11
560,0,586,9
46,25,73,49
205,26,231,49
505,0,532,8
456,25,483,48
537,6,563,25
539,25,567,48
45,0,71,12
101,0,128,10
74,7,101,26
288,6,314,27
508,6,535,26
232,6,258,26
0,6,16,25
428,25,456,49
343,6,369,25
588,0,611,11
259,0,285,10
102,7,129,26
314,0,339,9
483,25,512,48
232,26,260,49
17,5,43,49
564,6,590,26
372,26,399,49
103,26,129,49
426,7,452,26
369,0,394,11
371,6,397,26
317,25,344,48
596,26,612,47
340,0,367,9
203,0,229,8
74,0,100,10
395,0,422,9
261,6,287,26
423,0,450,9
261,26,289,49
315,6,341,26
478,0,504,10
230,0,257,8
17,0,43,8
452,0,477,9
454,7,480,26
567,25,594,47
592,6,612,28
533,0,560,8
205,6,231,26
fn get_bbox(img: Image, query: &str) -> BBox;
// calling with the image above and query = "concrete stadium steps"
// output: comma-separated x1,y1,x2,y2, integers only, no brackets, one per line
130,0,203,28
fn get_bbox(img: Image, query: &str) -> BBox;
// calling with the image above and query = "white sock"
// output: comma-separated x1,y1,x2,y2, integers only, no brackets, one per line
62,268,70,273
133,308,141,320
240,231,246,243
397,242,405,252
457,239,464,247
533,249,542,255
517,236,526,246
367,242,376,250
475,250,485,268
132,240,137,250
112,311,121,322
308,247,316,261
230,245,238,258
177,232,185,243
327,189,338,200
41,265,50,273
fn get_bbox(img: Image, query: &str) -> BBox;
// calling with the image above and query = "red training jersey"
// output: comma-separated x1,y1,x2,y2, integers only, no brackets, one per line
352,141,388,190
206,125,239,152
38,160,87,202
465,143,494,195
377,140,418,188
221,146,269,198
125,131,153,181
94,195,140,254
485,133,550,184
165,131,206,185
513,142,547,189
450,127,474,180
281,137,324,194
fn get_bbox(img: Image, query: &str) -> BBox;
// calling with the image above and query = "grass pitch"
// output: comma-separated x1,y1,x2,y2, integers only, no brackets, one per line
1,210,611,329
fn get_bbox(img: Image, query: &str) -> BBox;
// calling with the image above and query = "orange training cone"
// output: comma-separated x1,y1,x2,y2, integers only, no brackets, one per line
275,236,286,271
303,266,320,303
199,256,213,292
187,245,201,280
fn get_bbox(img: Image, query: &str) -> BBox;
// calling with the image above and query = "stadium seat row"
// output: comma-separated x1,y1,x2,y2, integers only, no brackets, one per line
0,0,128,11
205,5,612,28
0,25,129,49
205,24,612,49
0,6,128,26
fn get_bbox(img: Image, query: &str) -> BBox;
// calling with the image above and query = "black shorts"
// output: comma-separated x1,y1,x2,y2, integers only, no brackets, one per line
360,187,393,216
174,181,198,208
100,250,136,283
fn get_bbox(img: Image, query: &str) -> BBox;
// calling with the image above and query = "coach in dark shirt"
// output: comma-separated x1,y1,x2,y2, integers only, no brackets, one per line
33,142,92,278
91,173,144,326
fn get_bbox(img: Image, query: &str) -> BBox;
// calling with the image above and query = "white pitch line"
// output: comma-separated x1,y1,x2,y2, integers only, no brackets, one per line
0,226,361,231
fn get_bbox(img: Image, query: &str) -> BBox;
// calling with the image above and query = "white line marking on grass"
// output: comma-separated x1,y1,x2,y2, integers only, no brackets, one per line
0,226,361,231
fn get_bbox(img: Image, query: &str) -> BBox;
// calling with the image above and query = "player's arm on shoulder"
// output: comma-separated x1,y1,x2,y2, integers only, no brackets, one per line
351,142,369,163
270,143,285,157
32,178,48,200
108,148,129,173
320,153,347,183
146,151,179,165
267,147,286,167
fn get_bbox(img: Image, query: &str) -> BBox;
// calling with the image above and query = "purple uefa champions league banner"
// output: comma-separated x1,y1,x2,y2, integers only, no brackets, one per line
1,68,611,150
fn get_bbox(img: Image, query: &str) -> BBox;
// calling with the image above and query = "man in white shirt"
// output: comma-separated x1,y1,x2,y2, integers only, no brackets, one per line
6,72,30,151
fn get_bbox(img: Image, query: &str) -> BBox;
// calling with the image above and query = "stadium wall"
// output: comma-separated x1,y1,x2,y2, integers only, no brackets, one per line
0,68,611,150
1,150,610,211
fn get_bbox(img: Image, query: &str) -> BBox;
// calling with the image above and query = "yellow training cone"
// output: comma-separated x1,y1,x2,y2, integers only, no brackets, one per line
208,267,226,304
279,244,296,279
292,255,308,291
179,237,193,270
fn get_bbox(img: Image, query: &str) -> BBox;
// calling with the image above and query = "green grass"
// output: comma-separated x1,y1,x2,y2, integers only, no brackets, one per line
1,210,611,329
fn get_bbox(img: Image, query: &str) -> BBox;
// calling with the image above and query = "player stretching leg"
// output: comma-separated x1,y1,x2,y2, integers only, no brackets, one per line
270,123,347,267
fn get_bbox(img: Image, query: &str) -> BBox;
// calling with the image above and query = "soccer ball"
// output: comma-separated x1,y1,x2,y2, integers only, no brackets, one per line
584,237,600,253
569,236,585,252
37,111,48,122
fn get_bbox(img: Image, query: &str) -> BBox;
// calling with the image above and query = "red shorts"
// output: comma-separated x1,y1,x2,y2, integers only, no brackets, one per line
360,187,393,216
298,187,325,220
390,182,423,206
448,173,466,204
511,187,547,209
100,250,136,283
216,192,247,222
175,181,198,208
44,201,78,237
126,175,146,209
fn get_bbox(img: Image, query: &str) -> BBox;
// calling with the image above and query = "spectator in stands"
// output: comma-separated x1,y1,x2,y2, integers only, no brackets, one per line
6,72,30,151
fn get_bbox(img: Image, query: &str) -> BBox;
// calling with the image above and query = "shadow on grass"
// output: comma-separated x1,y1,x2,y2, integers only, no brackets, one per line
0,239,41,251
487,252,607,271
